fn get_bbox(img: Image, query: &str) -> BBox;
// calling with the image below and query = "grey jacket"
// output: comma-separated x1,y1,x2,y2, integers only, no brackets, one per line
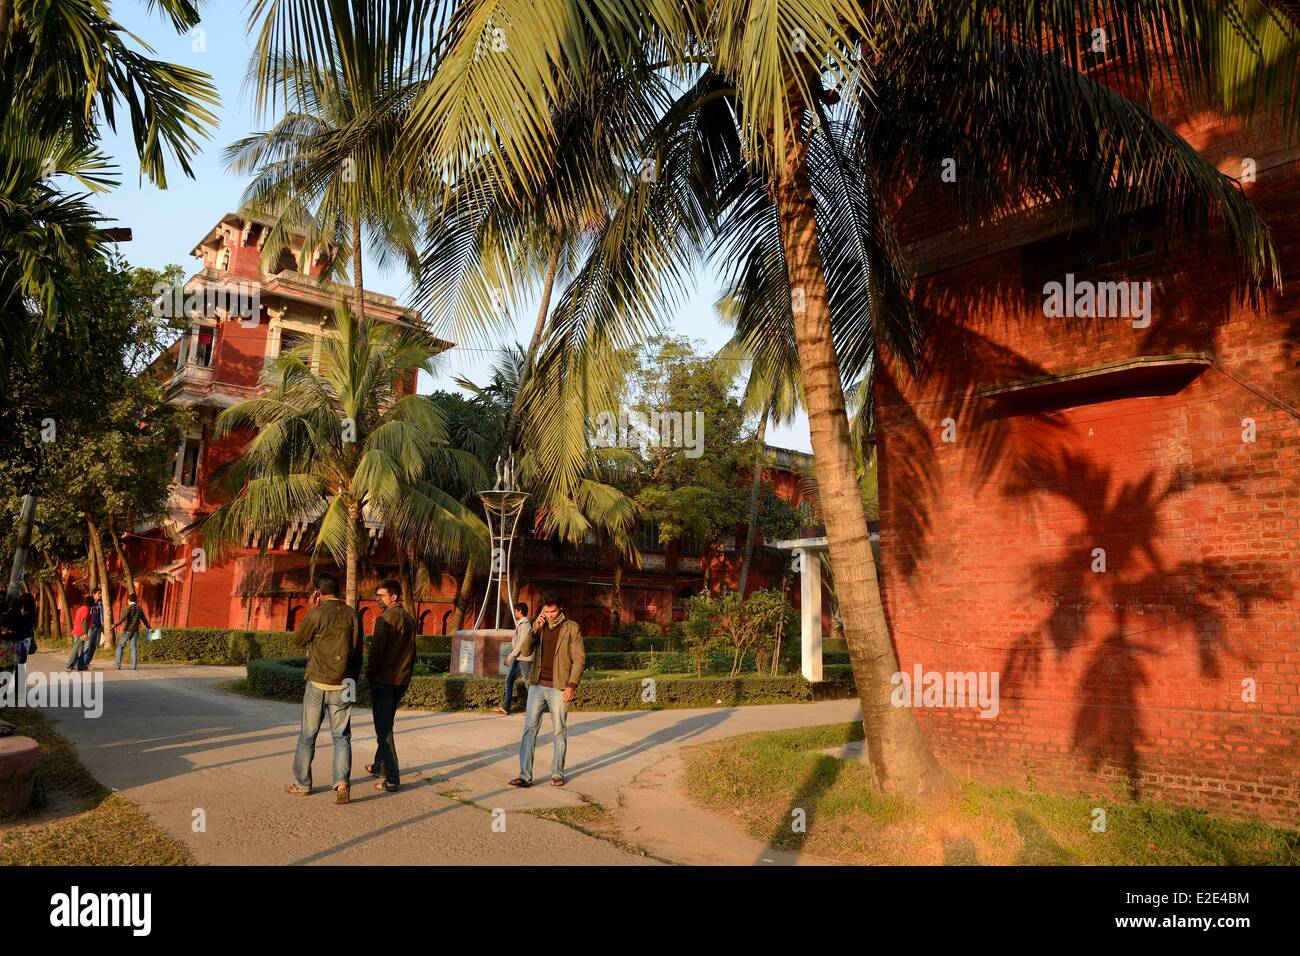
509,618,533,661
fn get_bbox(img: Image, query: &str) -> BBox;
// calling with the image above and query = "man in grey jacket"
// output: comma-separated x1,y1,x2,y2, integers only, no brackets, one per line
496,602,532,715
508,593,585,787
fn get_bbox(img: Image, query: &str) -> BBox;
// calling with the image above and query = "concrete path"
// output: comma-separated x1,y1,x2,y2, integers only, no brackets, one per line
25,652,861,865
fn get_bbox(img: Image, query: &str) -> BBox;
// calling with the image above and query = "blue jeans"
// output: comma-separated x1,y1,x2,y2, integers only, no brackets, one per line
293,682,353,790
370,682,405,785
81,628,100,669
519,683,569,783
502,658,530,713
66,636,87,669
114,631,138,669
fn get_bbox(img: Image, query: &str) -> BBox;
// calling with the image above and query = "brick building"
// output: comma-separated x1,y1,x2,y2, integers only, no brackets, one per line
876,82,1299,820
112,210,817,639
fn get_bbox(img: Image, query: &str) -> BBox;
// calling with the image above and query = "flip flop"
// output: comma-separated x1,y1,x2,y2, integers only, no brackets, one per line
551,777,565,787
286,784,311,796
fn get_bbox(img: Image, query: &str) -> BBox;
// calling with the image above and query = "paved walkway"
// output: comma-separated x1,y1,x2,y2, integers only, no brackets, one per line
27,652,861,865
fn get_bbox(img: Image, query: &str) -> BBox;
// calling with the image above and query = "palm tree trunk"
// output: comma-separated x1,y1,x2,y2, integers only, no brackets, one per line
737,401,771,596
445,558,476,633
773,126,951,800
611,559,623,636
345,500,361,608
352,212,366,324
501,230,563,457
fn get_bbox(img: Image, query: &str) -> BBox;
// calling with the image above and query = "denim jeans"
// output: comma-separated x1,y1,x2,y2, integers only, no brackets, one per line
114,631,139,669
501,657,531,713
370,682,406,785
293,682,353,790
518,683,569,783
66,636,87,669
81,628,101,669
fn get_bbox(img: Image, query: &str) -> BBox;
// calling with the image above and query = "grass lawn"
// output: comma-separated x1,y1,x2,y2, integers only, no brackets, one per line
682,723,1300,866
0,708,194,865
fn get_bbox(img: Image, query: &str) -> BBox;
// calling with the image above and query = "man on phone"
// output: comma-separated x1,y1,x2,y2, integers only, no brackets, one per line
507,593,584,788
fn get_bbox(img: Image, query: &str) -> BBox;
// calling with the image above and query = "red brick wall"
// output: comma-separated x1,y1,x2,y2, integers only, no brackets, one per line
876,142,1300,822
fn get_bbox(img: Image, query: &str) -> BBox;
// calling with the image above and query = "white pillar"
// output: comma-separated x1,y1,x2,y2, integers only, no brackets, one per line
799,549,823,682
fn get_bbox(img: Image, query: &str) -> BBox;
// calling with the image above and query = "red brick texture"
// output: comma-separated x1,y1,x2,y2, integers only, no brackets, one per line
876,136,1300,824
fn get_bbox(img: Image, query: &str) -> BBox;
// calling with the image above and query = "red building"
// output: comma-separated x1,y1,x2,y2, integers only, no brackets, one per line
115,210,815,638
876,80,1299,820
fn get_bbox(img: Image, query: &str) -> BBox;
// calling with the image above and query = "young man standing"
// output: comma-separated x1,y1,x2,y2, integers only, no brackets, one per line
83,587,105,670
496,602,532,715
364,579,416,792
67,596,94,670
113,590,149,670
287,572,364,804
508,593,585,788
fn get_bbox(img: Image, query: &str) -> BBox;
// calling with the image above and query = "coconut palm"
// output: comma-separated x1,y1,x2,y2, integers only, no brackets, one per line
249,0,1300,797
203,307,488,607
0,0,217,385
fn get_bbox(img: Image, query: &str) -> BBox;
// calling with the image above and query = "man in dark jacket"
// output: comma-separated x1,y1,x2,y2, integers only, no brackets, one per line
113,590,150,670
508,593,585,788
287,572,364,804
363,579,417,792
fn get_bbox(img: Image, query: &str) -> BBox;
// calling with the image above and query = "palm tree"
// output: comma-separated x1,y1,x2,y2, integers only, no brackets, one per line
248,0,1300,797
203,307,488,607
0,0,217,385
718,280,804,596
230,35,426,344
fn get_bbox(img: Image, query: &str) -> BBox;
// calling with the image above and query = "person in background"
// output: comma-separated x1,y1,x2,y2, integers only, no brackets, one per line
14,592,36,665
287,571,364,805
67,595,94,671
508,593,585,788
496,602,532,715
113,589,149,670
363,579,416,792
81,587,104,670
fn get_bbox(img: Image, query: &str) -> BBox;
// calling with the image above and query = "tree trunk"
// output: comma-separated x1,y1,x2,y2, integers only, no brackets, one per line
773,122,951,801
87,518,116,642
738,401,771,597
610,559,623,636
345,500,361,608
46,554,72,638
500,230,564,458
352,212,366,336
108,517,137,597
445,558,476,633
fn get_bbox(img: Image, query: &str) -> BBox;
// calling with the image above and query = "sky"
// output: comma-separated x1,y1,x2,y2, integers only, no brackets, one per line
92,3,812,452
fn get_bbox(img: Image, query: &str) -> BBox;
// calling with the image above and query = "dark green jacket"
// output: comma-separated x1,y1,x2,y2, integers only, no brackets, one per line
366,604,417,687
519,614,585,689
293,599,364,687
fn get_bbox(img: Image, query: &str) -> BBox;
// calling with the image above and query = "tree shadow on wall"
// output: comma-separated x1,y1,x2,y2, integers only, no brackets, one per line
998,450,1291,798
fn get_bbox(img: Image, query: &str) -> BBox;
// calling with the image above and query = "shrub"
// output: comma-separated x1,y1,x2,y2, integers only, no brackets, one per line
244,656,857,711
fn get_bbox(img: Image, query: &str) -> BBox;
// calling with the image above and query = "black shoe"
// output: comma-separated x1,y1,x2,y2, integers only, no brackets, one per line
507,777,531,788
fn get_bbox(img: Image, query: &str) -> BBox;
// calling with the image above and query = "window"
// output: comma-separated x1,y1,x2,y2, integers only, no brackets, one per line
178,437,202,486
193,328,214,367
278,329,309,357
1022,210,1165,291
636,519,661,553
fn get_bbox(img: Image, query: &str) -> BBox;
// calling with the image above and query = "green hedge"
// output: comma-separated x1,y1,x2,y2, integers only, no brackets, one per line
245,657,856,711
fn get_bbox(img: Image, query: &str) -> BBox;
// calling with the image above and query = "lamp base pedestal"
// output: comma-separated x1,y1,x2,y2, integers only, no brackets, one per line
451,629,516,677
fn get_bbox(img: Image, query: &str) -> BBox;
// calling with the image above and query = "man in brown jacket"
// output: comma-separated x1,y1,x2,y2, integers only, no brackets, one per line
364,578,417,791
508,592,585,787
287,572,364,804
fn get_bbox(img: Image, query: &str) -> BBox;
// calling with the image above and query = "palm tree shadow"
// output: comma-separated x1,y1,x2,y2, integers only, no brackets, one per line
998,450,1291,797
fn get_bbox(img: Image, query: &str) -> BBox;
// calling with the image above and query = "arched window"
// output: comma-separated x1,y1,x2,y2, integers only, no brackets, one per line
287,605,304,630
418,610,432,635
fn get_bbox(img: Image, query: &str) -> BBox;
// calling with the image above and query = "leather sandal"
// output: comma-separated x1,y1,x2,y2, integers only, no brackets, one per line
286,784,311,796
507,777,530,788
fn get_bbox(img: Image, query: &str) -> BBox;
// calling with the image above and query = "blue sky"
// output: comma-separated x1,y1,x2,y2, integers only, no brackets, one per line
94,3,812,452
